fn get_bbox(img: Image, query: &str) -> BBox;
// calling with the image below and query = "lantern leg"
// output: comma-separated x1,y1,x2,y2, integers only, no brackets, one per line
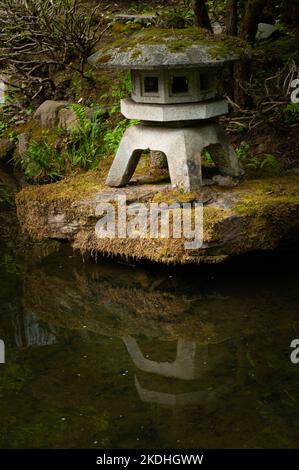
105,124,202,191
106,123,243,191
105,129,143,187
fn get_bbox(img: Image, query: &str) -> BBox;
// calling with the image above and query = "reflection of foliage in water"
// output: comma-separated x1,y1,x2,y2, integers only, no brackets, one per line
0,352,31,393
0,340,128,448
1,244,299,448
0,253,21,275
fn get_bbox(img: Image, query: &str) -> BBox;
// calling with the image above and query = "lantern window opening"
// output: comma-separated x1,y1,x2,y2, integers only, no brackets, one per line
200,73,211,92
142,75,160,96
171,75,189,95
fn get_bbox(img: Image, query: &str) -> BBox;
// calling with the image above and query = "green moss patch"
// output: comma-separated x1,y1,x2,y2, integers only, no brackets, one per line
15,170,299,264
93,26,251,65
234,175,299,215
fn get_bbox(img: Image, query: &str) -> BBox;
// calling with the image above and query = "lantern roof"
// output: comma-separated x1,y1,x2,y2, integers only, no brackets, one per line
88,27,251,70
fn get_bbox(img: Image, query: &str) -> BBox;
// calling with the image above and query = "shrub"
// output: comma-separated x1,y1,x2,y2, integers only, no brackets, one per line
0,0,108,102
19,105,107,180
21,140,64,181
236,142,281,174
155,8,194,28
280,102,299,125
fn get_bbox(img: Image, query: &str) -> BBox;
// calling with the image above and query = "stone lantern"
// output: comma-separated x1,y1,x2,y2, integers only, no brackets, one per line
89,29,246,191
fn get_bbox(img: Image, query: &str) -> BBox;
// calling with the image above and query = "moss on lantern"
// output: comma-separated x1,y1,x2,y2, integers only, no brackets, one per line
89,27,252,70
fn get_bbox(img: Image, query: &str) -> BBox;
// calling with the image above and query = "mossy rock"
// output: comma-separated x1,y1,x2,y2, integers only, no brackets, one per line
0,138,15,162
15,164,299,264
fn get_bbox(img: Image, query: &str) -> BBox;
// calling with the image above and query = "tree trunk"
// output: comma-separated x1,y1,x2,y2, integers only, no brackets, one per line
281,0,299,25
233,62,251,108
226,0,238,36
233,0,267,107
191,0,213,32
241,0,267,43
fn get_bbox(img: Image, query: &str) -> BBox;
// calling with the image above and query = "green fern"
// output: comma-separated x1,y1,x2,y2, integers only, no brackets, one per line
67,105,104,168
260,153,281,171
21,140,64,180
69,103,87,126
285,102,299,114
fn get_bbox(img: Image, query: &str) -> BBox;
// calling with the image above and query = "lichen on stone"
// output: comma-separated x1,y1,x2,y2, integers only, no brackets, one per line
88,26,252,70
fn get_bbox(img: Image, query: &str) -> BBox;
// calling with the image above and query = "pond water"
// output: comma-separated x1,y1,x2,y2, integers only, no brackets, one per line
0,239,299,449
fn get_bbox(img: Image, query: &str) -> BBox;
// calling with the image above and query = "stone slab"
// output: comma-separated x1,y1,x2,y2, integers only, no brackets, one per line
16,170,299,265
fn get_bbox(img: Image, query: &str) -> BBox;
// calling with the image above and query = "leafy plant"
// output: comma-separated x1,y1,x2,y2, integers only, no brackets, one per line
0,0,108,101
111,75,132,114
274,18,287,33
259,153,281,171
0,121,7,139
103,119,139,154
67,104,104,168
21,140,64,180
155,8,194,28
284,102,299,114
281,102,299,124
0,253,20,275
201,149,214,166
236,143,281,173
236,142,251,160
0,185,14,206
